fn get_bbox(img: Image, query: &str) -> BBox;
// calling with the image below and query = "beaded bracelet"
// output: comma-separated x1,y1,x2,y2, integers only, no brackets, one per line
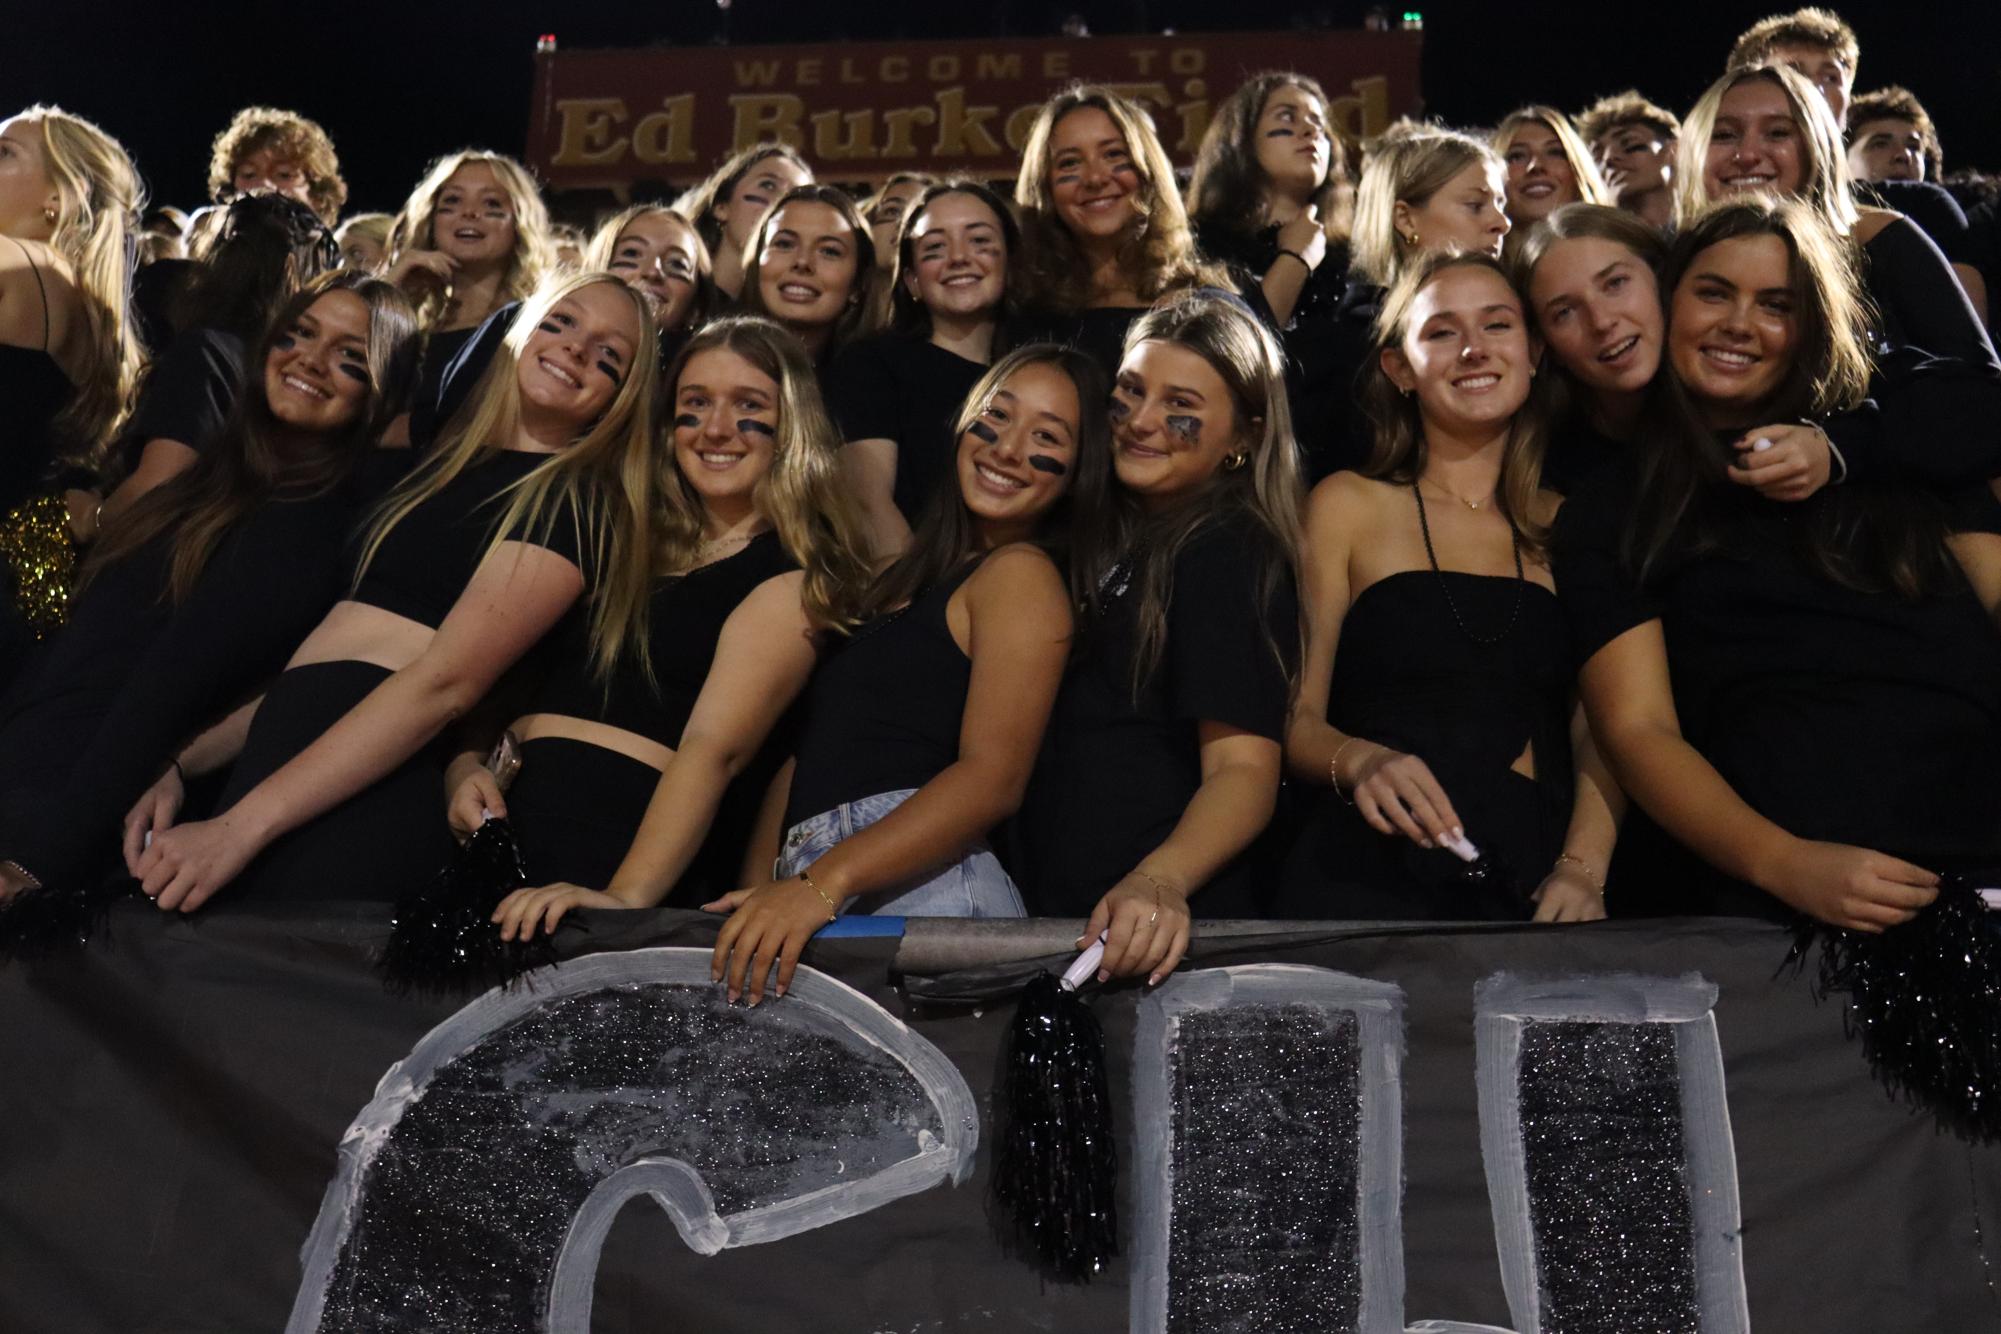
1551,854,1605,895
798,867,839,921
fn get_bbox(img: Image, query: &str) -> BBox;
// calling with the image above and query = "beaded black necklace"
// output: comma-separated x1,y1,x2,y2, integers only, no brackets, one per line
1412,482,1525,646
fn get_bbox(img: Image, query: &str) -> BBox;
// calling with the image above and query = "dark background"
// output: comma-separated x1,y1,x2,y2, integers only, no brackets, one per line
9,0,2000,214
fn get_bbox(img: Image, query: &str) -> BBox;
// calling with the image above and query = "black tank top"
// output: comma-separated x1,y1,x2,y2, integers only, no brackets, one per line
530,530,799,747
783,557,982,826
350,450,589,628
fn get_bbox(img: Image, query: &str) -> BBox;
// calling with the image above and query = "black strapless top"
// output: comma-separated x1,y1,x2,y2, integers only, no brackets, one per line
1276,569,1574,919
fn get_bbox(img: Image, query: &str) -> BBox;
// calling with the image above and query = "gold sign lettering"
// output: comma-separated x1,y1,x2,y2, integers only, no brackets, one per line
729,93,807,150
812,109,879,161
934,88,1004,157
551,98,630,167
632,94,695,165
1326,75,1391,141
880,105,938,158
975,52,1022,79
734,59,781,87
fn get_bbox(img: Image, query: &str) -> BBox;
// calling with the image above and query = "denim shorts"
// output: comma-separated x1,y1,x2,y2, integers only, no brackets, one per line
776,788,1026,918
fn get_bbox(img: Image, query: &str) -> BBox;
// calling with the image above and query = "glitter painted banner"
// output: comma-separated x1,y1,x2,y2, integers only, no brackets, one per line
1,907,1996,1333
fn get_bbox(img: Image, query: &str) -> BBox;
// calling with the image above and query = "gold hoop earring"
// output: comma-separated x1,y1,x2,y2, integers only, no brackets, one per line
1224,451,1249,471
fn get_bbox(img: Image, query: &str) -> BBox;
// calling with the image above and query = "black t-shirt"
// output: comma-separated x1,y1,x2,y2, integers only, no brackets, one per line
1863,215,1995,363
1017,517,1298,918
120,327,246,469
352,449,594,628
1868,180,1972,263
825,333,987,524
1196,222,1363,483
1553,455,2001,916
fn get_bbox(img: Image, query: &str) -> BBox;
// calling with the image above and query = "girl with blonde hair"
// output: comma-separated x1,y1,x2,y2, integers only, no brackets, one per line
1491,106,1612,234
487,315,877,937
1280,250,1618,922
123,273,661,912
1677,63,1991,352
0,105,143,664
383,149,556,443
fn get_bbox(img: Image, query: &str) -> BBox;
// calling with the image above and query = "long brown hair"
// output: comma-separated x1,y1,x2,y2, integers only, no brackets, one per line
1362,250,1554,559
886,179,1026,341
864,343,1114,623
672,141,812,255
583,204,717,332
736,184,880,361
1081,292,1305,697
1013,84,1223,311
82,273,418,602
1186,72,1349,248
657,317,874,635
1624,199,1957,600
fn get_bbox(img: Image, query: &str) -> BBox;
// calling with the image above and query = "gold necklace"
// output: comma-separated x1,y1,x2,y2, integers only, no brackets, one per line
1419,475,1495,512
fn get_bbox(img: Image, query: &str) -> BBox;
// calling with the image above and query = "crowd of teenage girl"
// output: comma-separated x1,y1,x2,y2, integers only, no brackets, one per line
2,5,1998,997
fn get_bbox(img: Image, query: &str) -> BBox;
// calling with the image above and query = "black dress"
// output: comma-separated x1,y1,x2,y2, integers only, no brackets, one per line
0,456,408,887
1017,517,1297,919
212,449,589,903
505,530,799,900
0,333,78,683
1554,454,2001,919
1273,570,1573,921
824,332,986,526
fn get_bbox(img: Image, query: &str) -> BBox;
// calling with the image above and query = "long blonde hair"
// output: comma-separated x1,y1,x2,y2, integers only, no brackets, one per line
584,204,717,332
1676,64,1859,234
657,317,873,633
387,150,555,327
354,273,661,680
1349,123,1502,287
1492,107,1613,212
1013,84,1221,310
1363,250,1553,558
21,106,143,460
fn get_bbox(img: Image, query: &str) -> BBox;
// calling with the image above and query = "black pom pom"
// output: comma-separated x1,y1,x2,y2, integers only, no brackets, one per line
992,972,1119,1281
0,880,125,961
1796,874,2001,1143
376,818,557,997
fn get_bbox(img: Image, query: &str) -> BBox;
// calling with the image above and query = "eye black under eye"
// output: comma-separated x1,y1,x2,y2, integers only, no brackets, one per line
336,364,370,384
537,319,562,335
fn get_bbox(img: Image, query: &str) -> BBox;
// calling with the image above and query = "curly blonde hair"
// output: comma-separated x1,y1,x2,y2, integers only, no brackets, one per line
206,106,347,224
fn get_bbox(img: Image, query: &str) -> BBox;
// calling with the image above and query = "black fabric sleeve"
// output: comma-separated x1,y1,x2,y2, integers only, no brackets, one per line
1873,181,1973,263
10,498,359,883
1551,469,1664,669
122,328,244,461
1164,524,1296,740
412,311,516,451
503,497,595,586
1867,217,1995,364
1824,344,2001,487
824,338,901,444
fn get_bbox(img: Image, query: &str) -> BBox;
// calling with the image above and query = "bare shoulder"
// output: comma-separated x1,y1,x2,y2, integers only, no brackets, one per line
1948,532,2001,616
971,542,1065,596
1307,468,1396,523
1852,206,1902,246
0,238,83,352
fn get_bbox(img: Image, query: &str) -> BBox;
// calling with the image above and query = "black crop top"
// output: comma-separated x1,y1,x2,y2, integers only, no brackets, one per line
783,557,983,826
350,449,591,628
530,530,798,747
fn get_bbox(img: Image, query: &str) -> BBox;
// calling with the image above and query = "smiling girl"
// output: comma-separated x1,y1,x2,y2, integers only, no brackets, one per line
1678,64,1991,357
473,317,873,937
739,184,877,366
1555,199,2001,926
831,180,1023,555
1278,252,1616,921
1492,107,1611,235
1018,292,1300,982
122,274,659,912
675,142,813,302
709,344,1110,1004
0,274,418,896
1014,84,1224,378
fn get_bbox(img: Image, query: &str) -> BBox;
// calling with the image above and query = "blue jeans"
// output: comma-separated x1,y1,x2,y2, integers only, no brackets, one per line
777,788,1026,918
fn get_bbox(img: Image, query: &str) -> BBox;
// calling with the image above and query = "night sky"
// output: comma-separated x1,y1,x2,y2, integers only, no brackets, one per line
9,0,2000,215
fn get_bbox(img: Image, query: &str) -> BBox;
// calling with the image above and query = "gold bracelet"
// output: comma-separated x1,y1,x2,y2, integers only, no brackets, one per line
1330,736,1371,806
1551,854,1605,895
798,867,839,922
